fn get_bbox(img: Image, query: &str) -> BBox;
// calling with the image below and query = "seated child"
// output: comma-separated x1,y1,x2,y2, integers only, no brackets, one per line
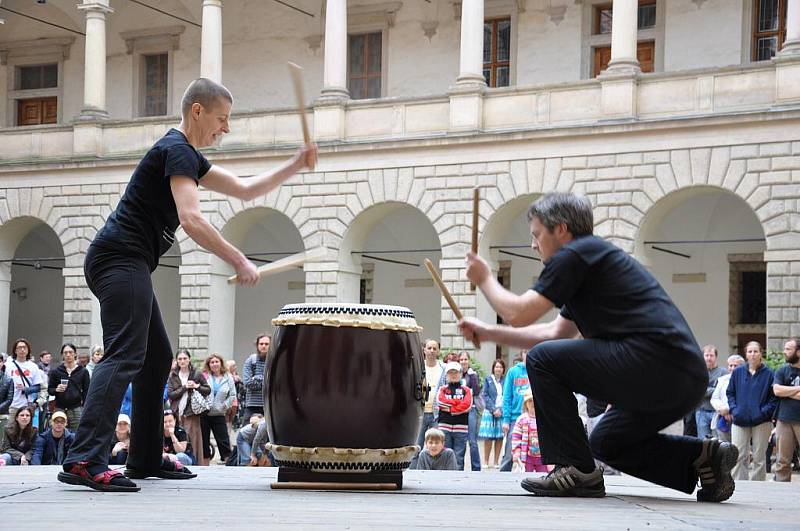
414,428,457,470
512,391,547,473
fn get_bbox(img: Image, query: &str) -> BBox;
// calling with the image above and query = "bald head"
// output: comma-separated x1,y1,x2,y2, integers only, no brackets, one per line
181,78,233,118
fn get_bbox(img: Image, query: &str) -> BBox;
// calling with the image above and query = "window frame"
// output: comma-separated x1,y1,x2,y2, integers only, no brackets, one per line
483,17,512,88
139,52,171,118
120,26,183,118
581,0,665,79
347,31,384,101
750,0,787,62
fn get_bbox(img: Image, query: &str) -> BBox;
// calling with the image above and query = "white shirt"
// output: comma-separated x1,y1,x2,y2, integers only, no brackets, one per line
424,363,443,413
5,359,44,409
178,372,189,417
493,377,503,409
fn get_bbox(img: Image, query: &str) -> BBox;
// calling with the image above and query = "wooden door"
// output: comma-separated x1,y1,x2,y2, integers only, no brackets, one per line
593,41,655,77
17,97,57,125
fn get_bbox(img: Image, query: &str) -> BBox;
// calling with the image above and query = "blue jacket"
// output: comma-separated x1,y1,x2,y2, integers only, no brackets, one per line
481,375,503,413
31,428,75,465
120,383,133,416
726,364,777,427
502,362,530,426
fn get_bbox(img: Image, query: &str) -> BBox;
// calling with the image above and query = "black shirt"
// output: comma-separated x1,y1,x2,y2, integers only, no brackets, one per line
163,426,191,455
93,129,211,271
774,364,800,423
533,235,699,356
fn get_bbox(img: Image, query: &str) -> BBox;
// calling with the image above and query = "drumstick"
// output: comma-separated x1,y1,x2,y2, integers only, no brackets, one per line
227,247,326,284
470,187,479,291
424,259,480,348
288,62,311,145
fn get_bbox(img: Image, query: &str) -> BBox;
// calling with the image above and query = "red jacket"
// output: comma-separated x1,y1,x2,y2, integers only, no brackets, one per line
437,383,472,431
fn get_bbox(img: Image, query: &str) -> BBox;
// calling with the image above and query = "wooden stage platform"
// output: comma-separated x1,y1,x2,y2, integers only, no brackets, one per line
1,466,795,530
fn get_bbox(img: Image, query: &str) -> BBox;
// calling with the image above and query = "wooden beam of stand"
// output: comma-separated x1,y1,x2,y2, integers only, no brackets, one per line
270,481,398,491
470,187,479,291
227,247,326,284
288,62,311,145
424,259,480,348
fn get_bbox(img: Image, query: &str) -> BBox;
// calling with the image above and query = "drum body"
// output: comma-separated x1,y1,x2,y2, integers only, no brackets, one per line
264,303,425,472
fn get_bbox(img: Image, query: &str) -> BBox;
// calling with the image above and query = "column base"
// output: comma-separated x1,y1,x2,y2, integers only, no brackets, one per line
453,73,487,91
318,86,350,103
777,40,800,59
600,59,641,78
77,108,110,121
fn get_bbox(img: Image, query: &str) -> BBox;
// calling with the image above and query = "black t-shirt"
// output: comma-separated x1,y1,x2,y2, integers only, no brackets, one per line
163,425,191,455
532,235,699,356
93,129,211,270
774,364,800,423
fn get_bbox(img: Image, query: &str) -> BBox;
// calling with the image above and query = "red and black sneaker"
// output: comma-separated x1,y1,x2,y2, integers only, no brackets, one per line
58,462,140,492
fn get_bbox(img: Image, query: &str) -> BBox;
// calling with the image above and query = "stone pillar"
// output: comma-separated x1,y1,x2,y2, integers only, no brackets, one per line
62,266,93,348
320,0,349,100
77,1,113,119
605,0,640,75
456,0,487,87
765,251,800,350
200,0,223,82
0,264,11,353
782,0,800,56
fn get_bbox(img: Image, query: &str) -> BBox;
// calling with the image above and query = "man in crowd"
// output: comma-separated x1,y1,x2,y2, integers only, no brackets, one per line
243,334,271,420
32,410,74,465
710,355,746,443
696,345,728,439
411,338,444,469
772,338,800,482
458,192,737,502
727,341,777,481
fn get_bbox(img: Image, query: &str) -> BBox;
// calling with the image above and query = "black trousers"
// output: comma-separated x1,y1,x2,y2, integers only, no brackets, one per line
65,245,172,470
527,337,706,494
201,414,232,459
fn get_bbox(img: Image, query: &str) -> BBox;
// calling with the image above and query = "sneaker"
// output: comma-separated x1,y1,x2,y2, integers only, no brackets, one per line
694,438,738,502
520,465,605,498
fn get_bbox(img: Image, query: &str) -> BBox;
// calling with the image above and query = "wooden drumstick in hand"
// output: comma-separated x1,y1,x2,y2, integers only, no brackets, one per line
228,247,327,284
424,259,481,349
288,61,316,170
470,187,479,291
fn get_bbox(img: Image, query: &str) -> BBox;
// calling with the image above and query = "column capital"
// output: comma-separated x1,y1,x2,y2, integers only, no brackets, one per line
76,1,114,15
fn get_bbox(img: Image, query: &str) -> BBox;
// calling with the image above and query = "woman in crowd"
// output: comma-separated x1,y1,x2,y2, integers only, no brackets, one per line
5,339,43,420
48,343,91,431
458,351,482,471
479,358,506,468
200,353,236,463
109,414,131,465
0,406,37,466
167,349,211,466
162,410,195,472
87,345,104,377
225,359,245,429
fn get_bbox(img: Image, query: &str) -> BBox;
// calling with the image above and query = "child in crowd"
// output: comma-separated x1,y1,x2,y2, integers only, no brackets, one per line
436,361,473,470
414,428,457,470
512,391,547,473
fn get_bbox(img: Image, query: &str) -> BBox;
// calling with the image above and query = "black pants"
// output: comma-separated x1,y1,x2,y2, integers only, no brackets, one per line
527,337,706,494
65,245,172,470
201,414,232,460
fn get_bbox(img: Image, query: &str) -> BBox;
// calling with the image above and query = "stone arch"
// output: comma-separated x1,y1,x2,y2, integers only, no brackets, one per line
337,201,443,338
635,185,766,355
205,206,305,366
0,216,65,355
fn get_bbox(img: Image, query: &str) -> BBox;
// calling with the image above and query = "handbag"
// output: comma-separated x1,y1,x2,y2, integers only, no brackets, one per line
189,388,212,415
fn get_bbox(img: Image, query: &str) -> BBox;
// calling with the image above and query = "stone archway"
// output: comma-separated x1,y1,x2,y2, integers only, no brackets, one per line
338,202,443,339
0,217,65,354
635,186,766,355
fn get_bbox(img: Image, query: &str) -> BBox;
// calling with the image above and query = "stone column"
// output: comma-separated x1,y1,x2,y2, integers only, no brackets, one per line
77,1,113,119
781,0,800,56
201,0,223,82
0,264,11,353
456,0,487,87
320,0,349,100
605,0,640,75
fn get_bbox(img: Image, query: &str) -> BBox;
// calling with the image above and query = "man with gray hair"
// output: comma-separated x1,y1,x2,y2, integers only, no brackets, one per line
695,345,728,439
58,78,317,492
458,192,737,502
710,354,746,443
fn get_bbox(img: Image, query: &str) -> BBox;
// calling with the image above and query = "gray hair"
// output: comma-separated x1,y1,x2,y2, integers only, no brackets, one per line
90,345,104,355
527,192,594,237
727,354,745,364
181,78,233,117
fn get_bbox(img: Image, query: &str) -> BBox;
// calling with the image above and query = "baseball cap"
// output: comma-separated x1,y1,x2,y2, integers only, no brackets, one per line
117,414,131,425
445,361,461,373
51,410,68,423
